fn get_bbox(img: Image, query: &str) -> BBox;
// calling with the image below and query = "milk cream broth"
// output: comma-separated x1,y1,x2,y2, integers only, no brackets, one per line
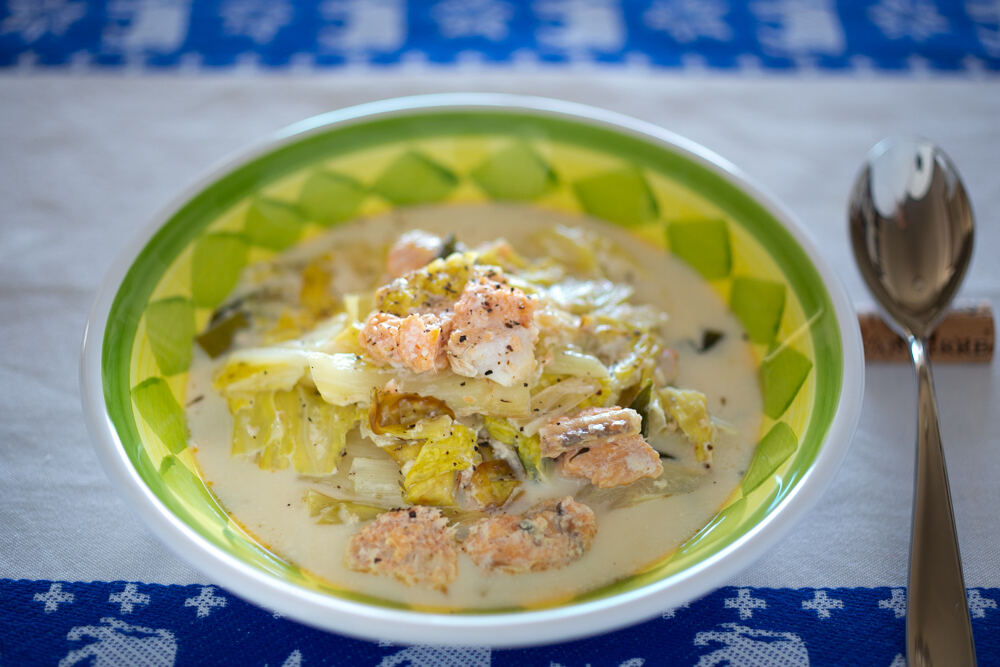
187,204,763,609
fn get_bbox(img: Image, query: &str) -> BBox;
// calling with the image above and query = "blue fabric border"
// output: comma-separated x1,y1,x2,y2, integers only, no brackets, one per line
1,580,997,665
1,0,998,73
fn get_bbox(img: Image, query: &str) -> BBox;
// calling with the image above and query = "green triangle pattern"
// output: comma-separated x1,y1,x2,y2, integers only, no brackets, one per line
191,233,248,308
132,377,187,455
572,166,658,226
244,198,305,250
667,219,732,280
761,346,814,419
741,421,798,493
145,297,195,376
678,496,747,556
729,276,787,345
471,142,557,200
371,151,458,205
298,170,367,226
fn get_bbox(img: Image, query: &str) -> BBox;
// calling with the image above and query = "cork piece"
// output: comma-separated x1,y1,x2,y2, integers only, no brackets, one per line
858,303,994,363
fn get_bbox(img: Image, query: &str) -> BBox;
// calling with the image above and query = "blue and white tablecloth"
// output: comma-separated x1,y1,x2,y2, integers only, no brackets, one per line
3,582,998,665
2,2,999,665
2,0,1000,72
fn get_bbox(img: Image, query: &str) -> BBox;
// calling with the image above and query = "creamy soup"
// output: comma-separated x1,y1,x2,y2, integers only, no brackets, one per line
187,203,762,609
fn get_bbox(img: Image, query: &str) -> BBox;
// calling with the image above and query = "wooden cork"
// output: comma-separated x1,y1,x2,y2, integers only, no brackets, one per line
858,303,995,363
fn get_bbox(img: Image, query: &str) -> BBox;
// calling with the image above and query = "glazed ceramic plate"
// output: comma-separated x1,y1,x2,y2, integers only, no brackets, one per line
81,94,863,646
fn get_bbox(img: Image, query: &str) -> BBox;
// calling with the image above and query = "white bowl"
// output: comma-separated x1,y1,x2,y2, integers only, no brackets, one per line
81,94,864,647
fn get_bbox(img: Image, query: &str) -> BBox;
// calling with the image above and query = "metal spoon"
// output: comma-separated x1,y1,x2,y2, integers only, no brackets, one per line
849,136,976,666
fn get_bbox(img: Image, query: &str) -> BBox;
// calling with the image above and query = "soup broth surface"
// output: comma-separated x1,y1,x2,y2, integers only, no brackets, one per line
187,203,763,609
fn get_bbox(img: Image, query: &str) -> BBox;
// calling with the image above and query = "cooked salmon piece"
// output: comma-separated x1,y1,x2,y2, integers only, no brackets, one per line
446,274,538,386
538,406,642,458
462,497,597,574
386,230,444,278
556,433,663,488
360,311,452,373
345,506,458,590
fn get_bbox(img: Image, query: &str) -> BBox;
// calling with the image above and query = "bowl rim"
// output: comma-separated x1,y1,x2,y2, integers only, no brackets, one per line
80,92,864,648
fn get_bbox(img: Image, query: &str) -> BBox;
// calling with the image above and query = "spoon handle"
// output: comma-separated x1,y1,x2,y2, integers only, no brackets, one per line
906,337,976,666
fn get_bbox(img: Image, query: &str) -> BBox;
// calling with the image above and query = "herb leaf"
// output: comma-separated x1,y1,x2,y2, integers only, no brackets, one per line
628,382,653,438
699,329,724,353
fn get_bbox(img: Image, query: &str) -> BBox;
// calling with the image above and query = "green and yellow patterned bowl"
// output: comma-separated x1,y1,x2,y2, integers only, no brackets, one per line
81,94,863,647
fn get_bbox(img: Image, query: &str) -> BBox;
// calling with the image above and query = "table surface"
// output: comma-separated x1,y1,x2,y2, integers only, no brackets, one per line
3,72,998,666
2,2,1000,665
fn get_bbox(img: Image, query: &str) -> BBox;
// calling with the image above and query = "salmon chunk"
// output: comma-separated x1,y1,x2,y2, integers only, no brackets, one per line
538,406,642,458
462,497,597,574
556,433,663,488
345,506,458,590
386,230,444,278
446,275,538,386
360,311,452,373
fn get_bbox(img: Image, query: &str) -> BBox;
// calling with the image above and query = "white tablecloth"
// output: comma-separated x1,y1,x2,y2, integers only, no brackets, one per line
2,72,998,594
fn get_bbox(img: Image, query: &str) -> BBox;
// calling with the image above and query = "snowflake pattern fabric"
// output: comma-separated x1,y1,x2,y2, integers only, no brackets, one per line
1,0,86,43
431,0,514,41
643,0,732,43
967,0,1000,56
0,0,997,70
219,0,294,44
868,0,948,41
2,581,998,665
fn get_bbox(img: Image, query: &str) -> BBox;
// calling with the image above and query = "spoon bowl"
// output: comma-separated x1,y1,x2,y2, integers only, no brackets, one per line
849,136,977,666
849,137,974,339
